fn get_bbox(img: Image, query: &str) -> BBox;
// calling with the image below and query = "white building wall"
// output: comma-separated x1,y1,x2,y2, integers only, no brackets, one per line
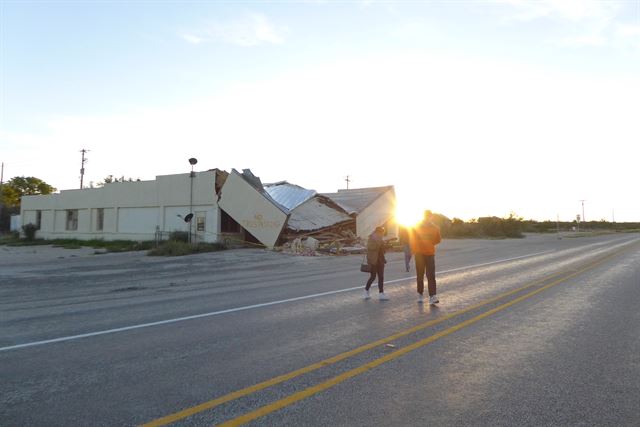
103,208,117,234
22,210,37,227
117,207,160,233
53,210,65,234
78,209,90,233
356,189,397,239
42,210,54,234
20,171,220,242
164,206,191,233
10,215,21,232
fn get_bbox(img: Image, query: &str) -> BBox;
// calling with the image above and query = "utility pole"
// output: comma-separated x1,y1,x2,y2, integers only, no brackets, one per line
612,209,615,231
79,149,89,189
579,199,586,223
345,175,351,190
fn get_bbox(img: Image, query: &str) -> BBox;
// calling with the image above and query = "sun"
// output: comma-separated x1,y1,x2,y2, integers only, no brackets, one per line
394,201,424,228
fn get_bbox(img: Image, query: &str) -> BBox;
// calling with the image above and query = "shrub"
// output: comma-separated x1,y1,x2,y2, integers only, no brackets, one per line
148,240,226,256
169,231,189,242
445,218,478,238
22,223,38,241
502,213,524,238
478,217,503,237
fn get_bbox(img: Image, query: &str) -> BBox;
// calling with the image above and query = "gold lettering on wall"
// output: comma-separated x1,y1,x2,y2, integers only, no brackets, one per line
241,213,281,229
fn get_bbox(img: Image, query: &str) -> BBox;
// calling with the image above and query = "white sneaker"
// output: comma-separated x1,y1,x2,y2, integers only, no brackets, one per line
378,292,389,301
363,289,371,299
429,295,439,304
417,294,424,304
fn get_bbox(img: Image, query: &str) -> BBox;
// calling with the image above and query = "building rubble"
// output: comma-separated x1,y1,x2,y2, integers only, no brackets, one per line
219,171,398,254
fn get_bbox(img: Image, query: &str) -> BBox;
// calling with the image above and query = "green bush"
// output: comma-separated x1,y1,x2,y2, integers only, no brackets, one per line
475,215,523,238
22,223,38,241
445,218,478,238
502,213,524,238
169,231,189,242
439,214,523,239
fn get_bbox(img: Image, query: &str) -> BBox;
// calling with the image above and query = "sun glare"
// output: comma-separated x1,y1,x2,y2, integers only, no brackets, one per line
394,201,424,228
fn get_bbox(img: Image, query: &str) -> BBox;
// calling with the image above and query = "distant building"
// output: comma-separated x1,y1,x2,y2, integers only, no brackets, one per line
20,170,228,244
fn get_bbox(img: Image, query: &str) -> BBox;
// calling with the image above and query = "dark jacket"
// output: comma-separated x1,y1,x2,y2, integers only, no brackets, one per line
366,232,387,266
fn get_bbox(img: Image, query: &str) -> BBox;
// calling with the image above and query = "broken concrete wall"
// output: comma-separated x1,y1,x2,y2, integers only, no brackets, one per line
321,186,397,239
218,169,289,249
356,187,397,239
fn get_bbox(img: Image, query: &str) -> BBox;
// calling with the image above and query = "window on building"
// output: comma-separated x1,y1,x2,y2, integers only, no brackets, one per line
36,211,42,230
66,209,78,230
196,215,205,232
96,208,104,231
221,210,241,233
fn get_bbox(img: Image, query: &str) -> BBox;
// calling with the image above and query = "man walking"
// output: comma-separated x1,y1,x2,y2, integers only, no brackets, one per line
411,210,442,304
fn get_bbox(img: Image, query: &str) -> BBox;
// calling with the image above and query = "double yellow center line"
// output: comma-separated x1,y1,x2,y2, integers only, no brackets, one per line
143,242,637,426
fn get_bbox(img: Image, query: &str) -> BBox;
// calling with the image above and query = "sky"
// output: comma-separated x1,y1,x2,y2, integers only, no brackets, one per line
1,0,639,224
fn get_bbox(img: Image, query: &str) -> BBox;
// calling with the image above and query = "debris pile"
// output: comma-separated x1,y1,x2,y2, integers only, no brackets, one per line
218,171,396,252
279,226,366,256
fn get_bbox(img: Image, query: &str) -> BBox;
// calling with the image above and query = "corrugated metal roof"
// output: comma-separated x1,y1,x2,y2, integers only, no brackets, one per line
264,181,316,211
321,186,394,214
287,196,353,231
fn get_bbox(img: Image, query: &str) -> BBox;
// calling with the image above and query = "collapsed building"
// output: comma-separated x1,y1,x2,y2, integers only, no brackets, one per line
19,168,398,249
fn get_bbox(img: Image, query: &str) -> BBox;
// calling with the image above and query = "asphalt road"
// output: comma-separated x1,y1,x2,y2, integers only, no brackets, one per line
1,232,639,426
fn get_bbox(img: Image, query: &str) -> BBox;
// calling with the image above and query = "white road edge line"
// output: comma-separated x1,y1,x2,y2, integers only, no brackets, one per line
436,250,552,275
0,250,552,352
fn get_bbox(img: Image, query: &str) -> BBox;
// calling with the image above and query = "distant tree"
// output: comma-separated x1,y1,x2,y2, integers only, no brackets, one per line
502,212,524,238
96,175,115,187
0,176,56,208
446,217,475,238
96,175,139,187
0,177,56,231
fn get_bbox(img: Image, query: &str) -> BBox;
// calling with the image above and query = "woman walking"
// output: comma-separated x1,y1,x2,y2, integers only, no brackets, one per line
363,226,390,301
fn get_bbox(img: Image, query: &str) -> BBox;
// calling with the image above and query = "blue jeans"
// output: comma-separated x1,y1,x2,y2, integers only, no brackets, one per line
403,244,412,271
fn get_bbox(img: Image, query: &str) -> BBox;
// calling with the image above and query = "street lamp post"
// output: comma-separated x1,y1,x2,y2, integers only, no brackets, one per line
188,158,198,244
